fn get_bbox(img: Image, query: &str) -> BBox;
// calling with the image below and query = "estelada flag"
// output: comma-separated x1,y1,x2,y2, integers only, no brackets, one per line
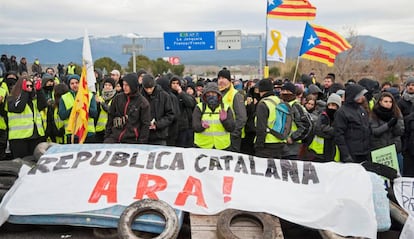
299,22,352,67
66,66,90,143
267,0,316,20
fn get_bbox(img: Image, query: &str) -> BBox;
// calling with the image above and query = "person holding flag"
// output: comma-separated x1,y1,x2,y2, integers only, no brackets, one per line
58,73,97,143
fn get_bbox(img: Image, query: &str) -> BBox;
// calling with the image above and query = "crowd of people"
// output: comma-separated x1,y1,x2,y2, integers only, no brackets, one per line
0,54,413,177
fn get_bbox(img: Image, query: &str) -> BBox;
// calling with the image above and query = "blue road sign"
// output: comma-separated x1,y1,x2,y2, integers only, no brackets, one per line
164,31,215,51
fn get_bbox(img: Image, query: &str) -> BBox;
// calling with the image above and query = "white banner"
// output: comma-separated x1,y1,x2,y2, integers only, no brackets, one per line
266,19,288,63
0,144,376,238
393,177,414,238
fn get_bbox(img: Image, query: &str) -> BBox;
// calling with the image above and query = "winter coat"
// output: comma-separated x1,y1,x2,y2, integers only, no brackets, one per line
369,114,404,152
334,87,370,160
398,96,414,154
141,85,175,141
104,92,150,143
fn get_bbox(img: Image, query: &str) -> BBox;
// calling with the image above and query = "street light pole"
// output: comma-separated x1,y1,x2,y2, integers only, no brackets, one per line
132,37,137,73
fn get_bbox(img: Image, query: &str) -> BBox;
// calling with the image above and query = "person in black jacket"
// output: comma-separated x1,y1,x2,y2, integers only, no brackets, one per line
398,77,414,176
169,75,197,147
334,84,370,163
104,73,150,144
141,74,175,146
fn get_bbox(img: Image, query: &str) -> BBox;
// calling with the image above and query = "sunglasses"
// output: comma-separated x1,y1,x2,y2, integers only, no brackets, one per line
26,84,33,88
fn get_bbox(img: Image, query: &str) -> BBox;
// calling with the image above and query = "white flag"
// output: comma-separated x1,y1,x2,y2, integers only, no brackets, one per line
266,20,288,63
82,29,96,93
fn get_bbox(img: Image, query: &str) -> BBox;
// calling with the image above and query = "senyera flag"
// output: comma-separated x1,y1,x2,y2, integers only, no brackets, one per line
299,22,352,67
66,66,90,143
267,0,316,20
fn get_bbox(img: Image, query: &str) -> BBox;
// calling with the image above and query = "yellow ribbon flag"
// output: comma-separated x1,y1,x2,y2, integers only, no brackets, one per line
66,65,90,144
266,22,288,63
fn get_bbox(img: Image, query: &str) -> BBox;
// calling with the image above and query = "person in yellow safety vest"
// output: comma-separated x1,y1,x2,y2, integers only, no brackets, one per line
51,84,69,144
193,82,235,150
279,82,310,160
58,74,98,143
40,73,58,142
66,62,76,75
217,68,247,152
45,67,61,85
7,76,47,158
309,94,342,162
254,79,288,159
3,71,19,95
0,86,7,160
95,78,116,143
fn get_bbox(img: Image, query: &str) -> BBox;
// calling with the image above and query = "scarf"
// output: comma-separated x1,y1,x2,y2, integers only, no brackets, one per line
373,105,393,122
279,93,296,103
402,91,414,104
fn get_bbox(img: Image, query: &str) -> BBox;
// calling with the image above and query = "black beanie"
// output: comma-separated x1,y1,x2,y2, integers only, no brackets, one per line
123,73,138,93
257,79,273,92
281,82,297,94
103,77,116,88
142,74,156,88
217,68,231,81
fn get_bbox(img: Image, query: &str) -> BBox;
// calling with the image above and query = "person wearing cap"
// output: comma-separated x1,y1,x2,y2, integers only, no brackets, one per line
40,73,58,142
398,76,414,176
217,67,247,152
255,79,288,158
169,75,197,148
31,58,42,75
95,77,116,143
279,82,313,159
58,74,98,143
140,74,175,146
110,69,121,84
309,93,342,162
104,73,150,144
18,57,28,76
334,84,370,163
7,75,47,158
3,71,18,94
193,82,235,150
45,67,61,84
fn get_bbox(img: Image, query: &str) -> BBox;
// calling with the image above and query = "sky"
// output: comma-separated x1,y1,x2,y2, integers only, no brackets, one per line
0,0,414,45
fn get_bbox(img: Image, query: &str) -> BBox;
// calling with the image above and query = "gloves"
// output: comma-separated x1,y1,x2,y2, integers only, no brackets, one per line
201,120,210,129
35,80,42,91
387,117,398,128
219,109,227,121
113,115,128,128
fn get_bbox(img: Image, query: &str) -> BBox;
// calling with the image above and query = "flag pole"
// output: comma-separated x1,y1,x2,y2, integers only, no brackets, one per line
293,56,300,83
264,0,269,79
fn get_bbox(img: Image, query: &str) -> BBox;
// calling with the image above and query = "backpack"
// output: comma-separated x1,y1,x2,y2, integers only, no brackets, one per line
292,102,315,144
263,98,292,140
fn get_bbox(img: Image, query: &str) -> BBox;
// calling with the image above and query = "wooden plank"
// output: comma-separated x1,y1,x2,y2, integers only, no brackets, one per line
190,213,284,239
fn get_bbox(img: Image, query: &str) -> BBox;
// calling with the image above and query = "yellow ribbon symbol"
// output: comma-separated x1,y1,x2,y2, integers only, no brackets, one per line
268,30,282,58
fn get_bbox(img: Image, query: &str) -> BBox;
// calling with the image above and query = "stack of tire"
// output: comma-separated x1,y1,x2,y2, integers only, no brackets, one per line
0,160,23,203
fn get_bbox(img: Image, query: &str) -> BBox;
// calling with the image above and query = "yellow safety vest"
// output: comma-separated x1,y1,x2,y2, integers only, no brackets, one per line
61,92,95,135
222,85,245,138
0,87,7,130
8,99,45,140
67,65,76,75
258,96,287,144
96,97,111,132
308,135,340,162
194,103,231,149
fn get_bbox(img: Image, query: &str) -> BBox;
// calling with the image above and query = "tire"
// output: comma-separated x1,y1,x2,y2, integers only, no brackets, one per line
117,199,180,239
0,160,22,177
216,209,277,239
0,176,18,190
33,142,57,161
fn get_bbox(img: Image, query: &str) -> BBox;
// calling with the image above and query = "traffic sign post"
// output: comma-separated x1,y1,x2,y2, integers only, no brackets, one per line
216,30,242,50
164,31,215,51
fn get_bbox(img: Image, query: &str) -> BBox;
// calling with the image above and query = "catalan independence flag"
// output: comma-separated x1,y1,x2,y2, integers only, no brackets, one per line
267,0,316,20
299,22,352,67
66,65,90,143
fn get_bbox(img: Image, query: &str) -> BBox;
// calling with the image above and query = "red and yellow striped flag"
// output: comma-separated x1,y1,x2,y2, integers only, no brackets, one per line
66,65,90,143
267,0,316,20
299,22,352,67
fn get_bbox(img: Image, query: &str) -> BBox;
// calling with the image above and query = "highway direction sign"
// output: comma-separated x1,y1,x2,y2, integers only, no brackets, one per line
164,31,215,51
216,30,242,50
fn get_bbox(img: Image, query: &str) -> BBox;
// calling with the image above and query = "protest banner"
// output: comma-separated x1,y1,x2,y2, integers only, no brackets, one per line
394,177,414,238
371,144,399,173
0,144,376,238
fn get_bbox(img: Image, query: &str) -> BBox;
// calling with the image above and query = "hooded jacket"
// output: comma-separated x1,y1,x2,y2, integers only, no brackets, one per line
334,84,370,161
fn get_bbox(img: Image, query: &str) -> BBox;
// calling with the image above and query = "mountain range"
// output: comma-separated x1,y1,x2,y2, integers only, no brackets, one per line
0,35,413,66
